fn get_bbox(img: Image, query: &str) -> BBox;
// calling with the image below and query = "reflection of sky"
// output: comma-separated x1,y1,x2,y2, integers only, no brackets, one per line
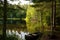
7,0,34,5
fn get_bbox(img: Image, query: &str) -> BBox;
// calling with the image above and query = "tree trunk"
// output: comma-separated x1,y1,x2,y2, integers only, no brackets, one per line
3,0,7,40
50,0,56,39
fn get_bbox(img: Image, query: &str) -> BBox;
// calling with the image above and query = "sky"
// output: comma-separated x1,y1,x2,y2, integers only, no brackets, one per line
7,0,34,5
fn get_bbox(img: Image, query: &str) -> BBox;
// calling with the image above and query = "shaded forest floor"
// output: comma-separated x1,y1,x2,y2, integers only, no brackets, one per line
40,31,60,40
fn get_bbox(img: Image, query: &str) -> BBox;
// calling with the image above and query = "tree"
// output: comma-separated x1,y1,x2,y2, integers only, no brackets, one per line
32,0,53,3
26,6,37,33
3,0,7,40
0,0,26,40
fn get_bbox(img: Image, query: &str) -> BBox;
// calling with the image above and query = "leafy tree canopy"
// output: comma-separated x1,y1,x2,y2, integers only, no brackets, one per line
32,0,54,3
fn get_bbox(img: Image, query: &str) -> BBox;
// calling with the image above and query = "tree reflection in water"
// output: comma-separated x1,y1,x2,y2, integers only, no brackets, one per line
6,30,29,40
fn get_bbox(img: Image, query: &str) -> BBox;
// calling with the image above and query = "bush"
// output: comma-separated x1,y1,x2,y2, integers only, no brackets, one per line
7,36,18,40
0,35,18,40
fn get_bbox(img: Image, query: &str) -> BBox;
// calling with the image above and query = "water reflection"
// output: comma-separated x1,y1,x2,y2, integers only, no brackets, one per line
6,18,28,40
6,30,29,40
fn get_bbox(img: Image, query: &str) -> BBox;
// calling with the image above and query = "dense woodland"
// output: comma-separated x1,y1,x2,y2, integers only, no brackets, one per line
0,0,60,40
0,0,60,33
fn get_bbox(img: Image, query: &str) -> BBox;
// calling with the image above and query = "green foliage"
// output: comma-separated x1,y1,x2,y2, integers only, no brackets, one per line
56,3,60,26
32,0,53,3
0,0,60,35
27,2,60,33
0,7,3,18
3,3,26,19
0,35,18,40
26,2,52,33
7,36,18,40
26,6,37,33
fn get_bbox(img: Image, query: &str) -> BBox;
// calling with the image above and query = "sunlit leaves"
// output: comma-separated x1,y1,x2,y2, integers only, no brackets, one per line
26,2,52,33
26,6,38,33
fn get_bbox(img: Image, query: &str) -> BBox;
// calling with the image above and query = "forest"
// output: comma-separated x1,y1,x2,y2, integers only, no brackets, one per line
0,0,60,40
